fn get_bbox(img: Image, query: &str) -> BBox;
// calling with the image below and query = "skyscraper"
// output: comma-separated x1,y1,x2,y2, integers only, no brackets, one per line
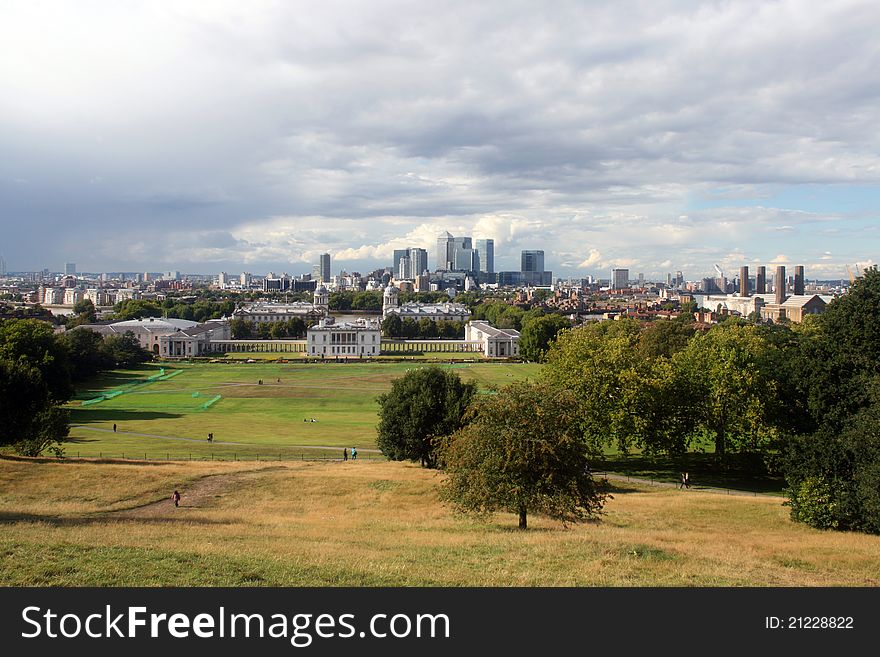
408,248,428,276
521,250,544,273
65,262,76,275
756,266,767,294
320,253,331,283
436,232,454,271
393,249,408,273
740,266,749,297
612,268,629,290
475,239,495,274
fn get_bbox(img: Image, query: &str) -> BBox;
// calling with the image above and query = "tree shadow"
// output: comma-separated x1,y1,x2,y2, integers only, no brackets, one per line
68,409,184,424
0,454,180,467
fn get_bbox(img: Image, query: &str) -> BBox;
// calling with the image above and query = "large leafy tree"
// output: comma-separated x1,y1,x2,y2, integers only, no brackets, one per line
0,359,69,456
376,367,477,468
59,327,111,380
542,319,644,453
440,382,609,529
519,313,570,362
675,323,781,455
0,318,72,401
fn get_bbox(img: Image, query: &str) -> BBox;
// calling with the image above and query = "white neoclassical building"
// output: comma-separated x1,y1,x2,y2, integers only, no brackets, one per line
233,285,330,323
79,317,231,357
465,320,520,358
382,283,470,322
307,316,381,358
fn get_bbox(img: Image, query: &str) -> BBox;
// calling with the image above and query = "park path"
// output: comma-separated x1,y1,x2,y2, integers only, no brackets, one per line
70,425,382,452
110,466,287,518
599,472,784,498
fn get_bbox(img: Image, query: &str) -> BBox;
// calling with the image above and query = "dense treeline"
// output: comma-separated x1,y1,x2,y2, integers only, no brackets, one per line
380,316,465,339
378,268,880,534
230,317,310,339
0,318,151,456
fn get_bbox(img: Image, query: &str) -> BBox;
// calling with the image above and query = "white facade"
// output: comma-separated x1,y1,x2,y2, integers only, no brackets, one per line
382,283,471,322
233,288,329,323
79,317,231,357
465,321,520,358
307,317,381,358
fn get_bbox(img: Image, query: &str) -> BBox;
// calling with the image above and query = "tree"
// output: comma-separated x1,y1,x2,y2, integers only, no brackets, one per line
0,359,69,456
72,298,97,323
675,323,781,455
638,320,694,360
440,382,609,529
376,367,477,468
101,331,151,367
519,314,569,361
0,318,73,401
230,317,252,339
381,314,402,338
59,327,111,380
418,318,438,338
113,299,162,320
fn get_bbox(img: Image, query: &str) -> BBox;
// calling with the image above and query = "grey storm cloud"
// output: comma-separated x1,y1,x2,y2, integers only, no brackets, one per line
1,0,878,277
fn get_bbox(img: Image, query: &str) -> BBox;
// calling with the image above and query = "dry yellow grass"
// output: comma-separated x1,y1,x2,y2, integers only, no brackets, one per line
1,458,879,586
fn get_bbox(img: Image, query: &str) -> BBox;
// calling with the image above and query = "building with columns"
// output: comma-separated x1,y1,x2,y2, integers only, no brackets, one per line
382,283,471,322
233,285,330,324
77,317,231,357
307,317,381,358
465,321,520,358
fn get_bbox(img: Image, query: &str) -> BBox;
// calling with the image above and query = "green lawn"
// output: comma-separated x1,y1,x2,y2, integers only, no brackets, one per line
65,361,542,459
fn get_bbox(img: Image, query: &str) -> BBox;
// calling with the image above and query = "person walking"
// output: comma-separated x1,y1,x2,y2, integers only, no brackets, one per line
343,448,348,461
679,472,687,490
351,447,358,460
684,472,690,489
112,423,117,433
172,490,181,507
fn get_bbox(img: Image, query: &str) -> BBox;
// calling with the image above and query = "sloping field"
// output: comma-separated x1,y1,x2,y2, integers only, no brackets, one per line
65,362,542,458
2,458,878,586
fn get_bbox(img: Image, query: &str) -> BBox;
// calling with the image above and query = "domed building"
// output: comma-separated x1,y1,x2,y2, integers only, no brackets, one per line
382,283,470,322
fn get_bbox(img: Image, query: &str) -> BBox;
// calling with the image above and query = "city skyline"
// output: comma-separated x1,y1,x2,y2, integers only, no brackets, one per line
1,2,878,277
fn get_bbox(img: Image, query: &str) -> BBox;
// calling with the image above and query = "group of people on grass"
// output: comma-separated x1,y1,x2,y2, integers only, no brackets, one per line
343,447,357,461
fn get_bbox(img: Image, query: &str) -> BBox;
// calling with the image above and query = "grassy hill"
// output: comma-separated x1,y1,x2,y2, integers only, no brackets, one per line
2,457,878,586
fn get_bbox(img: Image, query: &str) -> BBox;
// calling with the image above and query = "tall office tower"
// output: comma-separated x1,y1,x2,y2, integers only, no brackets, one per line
451,236,473,271
638,273,644,287
398,256,412,279
666,273,673,286
475,239,495,274
408,248,428,276
0,255,6,276
756,266,766,294
675,271,684,287
794,265,805,295
775,265,786,304
521,250,545,273
740,266,749,297
436,232,454,270
393,249,408,273
65,262,76,275
319,253,331,283
217,272,228,287
240,272,252,287
612,268,629,290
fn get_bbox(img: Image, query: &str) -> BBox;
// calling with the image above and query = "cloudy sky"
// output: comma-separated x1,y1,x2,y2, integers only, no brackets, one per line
1,0,878,280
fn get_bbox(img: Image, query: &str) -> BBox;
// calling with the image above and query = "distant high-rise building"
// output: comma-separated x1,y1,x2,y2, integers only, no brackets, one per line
740,266,749,297
408,248,428,276
756,266,767,294
393,249,409,273
521,250,544,273
475,239,495,274
240,272,252,287
666,273,673,287
612,268,629,290
775,265,786,305
675,271,684,287
319,253,331,283
65,262,76,276
436,232,454,270
794,265,805,295
637,273,644,287
398,256,412,279
217,272,229,288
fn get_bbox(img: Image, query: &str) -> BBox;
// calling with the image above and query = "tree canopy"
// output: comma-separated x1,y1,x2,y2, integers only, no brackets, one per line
376,367,477,468
440,382,609,529
519,313,570,362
